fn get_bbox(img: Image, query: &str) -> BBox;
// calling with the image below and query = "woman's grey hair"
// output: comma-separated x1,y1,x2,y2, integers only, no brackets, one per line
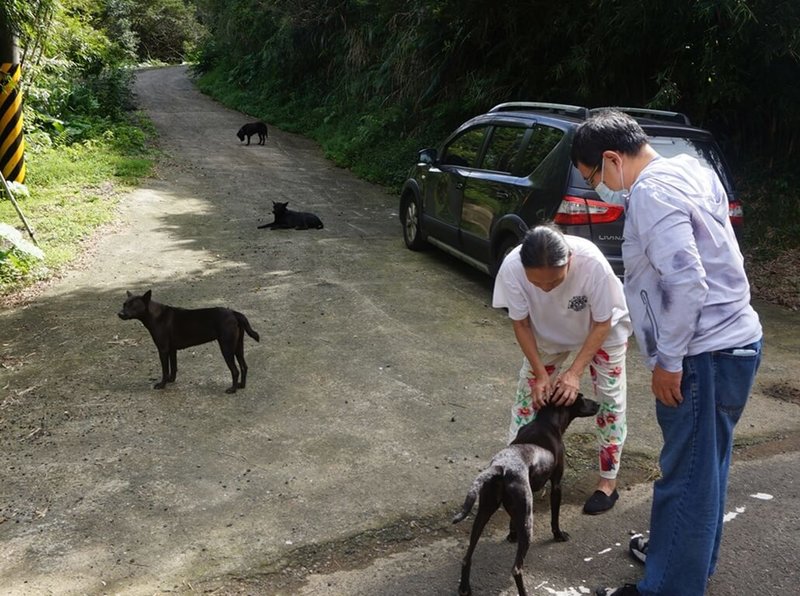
520,224,570,268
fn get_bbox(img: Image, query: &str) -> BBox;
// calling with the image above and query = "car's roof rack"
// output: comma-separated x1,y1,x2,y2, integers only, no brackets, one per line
489,102,590,120
591,107,691,126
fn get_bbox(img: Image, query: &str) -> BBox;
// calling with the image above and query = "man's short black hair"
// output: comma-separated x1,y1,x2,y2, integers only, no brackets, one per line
571,110,649,168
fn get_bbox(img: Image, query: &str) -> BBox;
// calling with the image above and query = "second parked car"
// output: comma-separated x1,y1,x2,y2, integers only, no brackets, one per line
399,102,742,277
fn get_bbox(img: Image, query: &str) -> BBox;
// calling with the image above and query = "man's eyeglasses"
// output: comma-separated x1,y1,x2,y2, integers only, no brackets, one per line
584,163,600,186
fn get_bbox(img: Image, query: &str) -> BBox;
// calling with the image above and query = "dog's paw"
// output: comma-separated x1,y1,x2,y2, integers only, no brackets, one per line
153,382,166,389
225,386,238,394
554,530,570,542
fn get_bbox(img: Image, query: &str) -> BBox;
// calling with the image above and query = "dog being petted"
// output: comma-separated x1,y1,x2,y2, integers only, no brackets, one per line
453,395,599,596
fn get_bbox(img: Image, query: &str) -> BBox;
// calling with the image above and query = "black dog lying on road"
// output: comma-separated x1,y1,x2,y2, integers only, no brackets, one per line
257,201,324,230
118,290,260,394
237,121,268,145
452,394,600,596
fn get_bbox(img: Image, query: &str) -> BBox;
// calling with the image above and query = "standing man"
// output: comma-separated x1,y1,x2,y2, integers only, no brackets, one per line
571,110,763,596
493,223,632,514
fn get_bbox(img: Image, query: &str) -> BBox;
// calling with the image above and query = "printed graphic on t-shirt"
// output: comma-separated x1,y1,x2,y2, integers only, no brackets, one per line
568,295,588,312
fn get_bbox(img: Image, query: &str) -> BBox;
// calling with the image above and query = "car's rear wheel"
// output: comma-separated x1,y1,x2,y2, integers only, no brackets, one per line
401,193,426,250
492,235,521,276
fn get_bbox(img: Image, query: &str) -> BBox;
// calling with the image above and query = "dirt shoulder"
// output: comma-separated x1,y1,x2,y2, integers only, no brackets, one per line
1,66,798,595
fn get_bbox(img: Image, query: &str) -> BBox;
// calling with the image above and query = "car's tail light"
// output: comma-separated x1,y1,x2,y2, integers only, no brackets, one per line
729,200,743,227
554,196,624,225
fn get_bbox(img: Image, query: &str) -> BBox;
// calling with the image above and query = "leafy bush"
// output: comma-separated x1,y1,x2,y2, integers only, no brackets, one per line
0,116,156,294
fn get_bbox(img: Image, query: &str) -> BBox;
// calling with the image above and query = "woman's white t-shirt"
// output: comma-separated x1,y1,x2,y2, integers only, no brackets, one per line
492,235,631,353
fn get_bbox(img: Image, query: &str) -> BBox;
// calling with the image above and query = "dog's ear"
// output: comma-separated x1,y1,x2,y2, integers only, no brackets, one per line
126,290,132,298
143,290,152,303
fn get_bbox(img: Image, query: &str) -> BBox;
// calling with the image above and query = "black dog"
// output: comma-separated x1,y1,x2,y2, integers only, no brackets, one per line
257,201,324,230
236,121,268,145
452,395,600,596
118,290,260,394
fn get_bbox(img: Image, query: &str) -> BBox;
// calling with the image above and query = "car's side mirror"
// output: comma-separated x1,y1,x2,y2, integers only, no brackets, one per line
418,148,437,165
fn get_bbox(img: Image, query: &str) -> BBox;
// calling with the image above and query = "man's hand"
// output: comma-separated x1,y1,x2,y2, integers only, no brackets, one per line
551,368,581,406
652,365,683,407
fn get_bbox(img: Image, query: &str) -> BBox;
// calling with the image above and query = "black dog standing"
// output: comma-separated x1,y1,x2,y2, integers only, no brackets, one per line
236,121,268,145
118,290,260,393
452,395,600,596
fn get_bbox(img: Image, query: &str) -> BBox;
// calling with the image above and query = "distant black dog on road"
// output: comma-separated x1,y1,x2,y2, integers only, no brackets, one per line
118,290,260,394
452,394,600,596
237,122,268,145
257,201,324,230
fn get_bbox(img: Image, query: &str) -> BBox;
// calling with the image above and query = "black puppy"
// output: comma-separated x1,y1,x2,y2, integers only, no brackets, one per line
236,121,268,145
452,395,600,596
257,201,324,230
118,290,260,394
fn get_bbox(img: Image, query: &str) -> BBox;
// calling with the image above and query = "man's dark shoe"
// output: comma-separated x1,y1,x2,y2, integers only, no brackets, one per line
583,489,619,514
595,584,641,595
629,534,648,564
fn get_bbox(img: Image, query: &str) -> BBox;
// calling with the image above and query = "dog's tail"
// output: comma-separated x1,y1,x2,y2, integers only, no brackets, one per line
234,312,260,342
451,465,503,524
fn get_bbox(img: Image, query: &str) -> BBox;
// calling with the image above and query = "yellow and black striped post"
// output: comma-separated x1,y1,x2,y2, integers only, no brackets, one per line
0,29,25,183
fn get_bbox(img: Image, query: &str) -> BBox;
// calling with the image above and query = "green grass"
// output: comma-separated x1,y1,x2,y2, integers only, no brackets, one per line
0,113,157,294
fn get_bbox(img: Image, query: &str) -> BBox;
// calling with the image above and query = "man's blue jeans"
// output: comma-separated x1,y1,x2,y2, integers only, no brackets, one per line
638,339,762,596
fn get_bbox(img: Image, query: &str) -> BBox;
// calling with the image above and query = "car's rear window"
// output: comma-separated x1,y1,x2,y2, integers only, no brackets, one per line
647,137,733,195
569,135,734,195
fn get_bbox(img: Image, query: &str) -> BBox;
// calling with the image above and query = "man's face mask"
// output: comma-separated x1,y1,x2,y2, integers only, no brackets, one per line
595,157,628,206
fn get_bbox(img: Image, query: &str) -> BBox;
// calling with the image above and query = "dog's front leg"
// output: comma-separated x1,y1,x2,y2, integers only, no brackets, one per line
154,350,170,389
549,473,569,542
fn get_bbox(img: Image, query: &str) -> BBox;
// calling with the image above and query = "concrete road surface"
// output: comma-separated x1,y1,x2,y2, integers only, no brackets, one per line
1,66,798,595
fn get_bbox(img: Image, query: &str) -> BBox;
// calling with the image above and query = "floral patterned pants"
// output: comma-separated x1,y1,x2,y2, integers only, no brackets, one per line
508,343,628,479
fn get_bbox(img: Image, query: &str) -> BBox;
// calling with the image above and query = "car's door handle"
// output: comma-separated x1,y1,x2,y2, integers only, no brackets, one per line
456,182,464,190
496,190,510,199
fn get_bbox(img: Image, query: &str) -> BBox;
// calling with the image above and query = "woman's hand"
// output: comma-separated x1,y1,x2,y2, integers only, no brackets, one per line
530,367,553,409
551,368,581,406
